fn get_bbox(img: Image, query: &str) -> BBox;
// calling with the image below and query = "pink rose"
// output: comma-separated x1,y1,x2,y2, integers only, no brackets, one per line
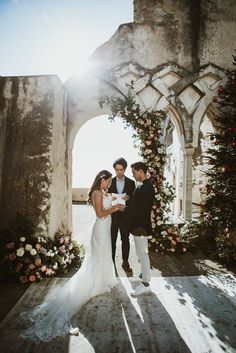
29,275,36,282
35,243,42,251
6,242,14,249
29,263,35,270
59,238,64,244
34,258,42,266
16,263,23,271
41,265,47,272
19,276,28,283
9,253,16,261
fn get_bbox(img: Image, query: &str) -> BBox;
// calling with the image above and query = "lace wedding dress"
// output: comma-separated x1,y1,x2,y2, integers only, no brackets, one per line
20,193,117,342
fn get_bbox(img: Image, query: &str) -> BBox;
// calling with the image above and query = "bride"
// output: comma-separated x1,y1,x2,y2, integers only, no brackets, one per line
20,170,124,342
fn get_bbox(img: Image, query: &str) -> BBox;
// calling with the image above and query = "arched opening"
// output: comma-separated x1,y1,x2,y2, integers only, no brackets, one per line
192,112,215,217
163,108,184,219
71,115,140,240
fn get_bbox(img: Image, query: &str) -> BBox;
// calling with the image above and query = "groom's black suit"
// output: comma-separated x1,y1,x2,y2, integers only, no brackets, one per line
108,176,135,261
125,179,155,236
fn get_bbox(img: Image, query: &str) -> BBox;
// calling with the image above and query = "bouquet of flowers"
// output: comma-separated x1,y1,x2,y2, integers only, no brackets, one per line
1,230,84,283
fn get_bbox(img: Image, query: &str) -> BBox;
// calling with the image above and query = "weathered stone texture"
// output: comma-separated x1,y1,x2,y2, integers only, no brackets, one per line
92,0,236,72
0,76,68,237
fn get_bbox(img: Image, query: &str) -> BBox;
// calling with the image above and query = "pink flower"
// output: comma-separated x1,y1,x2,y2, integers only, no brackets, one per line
46,268,53,275
183,248,187,252
29,275,36,282
59,246,65,253
16,263,23,271
34,258,42,266
19,276,28,283
29,263,35,270
64,236,70,244
59,238,64,244
176,237,180,242
35,243,42,251
9,253,16,261
5,242,14,249
41,265,47,272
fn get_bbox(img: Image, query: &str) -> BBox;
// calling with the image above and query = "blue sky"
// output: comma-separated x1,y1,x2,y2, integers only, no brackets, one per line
0,0,133,81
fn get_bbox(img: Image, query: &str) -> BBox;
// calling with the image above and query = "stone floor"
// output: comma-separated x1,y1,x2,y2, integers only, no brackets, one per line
0,204,236,353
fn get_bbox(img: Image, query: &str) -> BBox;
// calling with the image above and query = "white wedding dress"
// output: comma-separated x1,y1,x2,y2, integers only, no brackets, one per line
20,193,117,342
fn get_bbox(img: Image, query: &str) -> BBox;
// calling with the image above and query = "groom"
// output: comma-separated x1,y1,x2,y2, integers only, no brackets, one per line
125,161,155,296
108,158,135,273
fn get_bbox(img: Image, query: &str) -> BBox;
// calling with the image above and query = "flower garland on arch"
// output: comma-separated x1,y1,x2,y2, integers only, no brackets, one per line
99,84,191,254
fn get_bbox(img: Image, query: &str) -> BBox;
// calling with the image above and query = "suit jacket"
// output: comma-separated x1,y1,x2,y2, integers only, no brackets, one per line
108,176,135,226
125,179,155,236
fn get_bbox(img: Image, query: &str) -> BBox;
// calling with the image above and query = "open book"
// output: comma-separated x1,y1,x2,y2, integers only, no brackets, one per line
111,193,126,206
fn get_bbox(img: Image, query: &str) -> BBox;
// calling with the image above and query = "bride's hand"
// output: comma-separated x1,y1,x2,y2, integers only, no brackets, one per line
111,205,120,213
117,204,126,212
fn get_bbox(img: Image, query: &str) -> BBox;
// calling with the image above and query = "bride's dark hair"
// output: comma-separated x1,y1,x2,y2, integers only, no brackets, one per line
87,170,112,205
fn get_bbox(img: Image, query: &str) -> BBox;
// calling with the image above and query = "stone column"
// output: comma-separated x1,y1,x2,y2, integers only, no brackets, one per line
67,146,73,232
182,147,195,220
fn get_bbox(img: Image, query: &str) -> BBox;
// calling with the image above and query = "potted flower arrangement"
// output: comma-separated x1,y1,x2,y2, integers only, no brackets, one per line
1,230,84,283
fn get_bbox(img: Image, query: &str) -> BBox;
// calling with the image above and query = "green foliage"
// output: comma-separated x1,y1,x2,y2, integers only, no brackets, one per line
100,83,192,253
201,57,236,262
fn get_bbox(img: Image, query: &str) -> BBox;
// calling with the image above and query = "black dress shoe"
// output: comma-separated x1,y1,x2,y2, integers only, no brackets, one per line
122,261,133,273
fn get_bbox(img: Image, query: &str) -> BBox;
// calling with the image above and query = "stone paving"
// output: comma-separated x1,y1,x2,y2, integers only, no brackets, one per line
0,204,235,353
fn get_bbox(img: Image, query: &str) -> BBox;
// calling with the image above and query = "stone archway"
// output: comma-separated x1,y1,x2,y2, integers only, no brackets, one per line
65,62,226,224
1,0,235,237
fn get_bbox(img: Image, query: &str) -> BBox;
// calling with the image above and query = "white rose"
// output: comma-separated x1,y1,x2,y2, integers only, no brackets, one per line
20,237,26,242
17,248,25,257
25,244,32,251
30,248,37,256
53,262,58,270
157,220,163,226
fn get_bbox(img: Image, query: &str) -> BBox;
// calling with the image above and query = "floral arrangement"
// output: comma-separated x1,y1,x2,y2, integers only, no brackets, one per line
1,230,84,283
99,83,192,253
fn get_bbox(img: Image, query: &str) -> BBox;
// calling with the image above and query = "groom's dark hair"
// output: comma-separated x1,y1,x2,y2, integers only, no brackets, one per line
131,161,148,174
113,157,127,169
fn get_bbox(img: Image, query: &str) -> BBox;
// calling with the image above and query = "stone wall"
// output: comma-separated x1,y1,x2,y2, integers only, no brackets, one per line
92,0,236,72
0,76,68,237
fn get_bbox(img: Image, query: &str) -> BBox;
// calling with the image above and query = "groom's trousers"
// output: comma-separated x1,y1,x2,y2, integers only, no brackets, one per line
133,235,151,283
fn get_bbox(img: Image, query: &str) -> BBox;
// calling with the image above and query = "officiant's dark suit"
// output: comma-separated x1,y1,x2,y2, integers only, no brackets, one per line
108,161,135,269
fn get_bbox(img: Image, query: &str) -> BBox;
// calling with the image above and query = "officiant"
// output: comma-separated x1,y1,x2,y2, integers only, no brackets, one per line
108,158,135,273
